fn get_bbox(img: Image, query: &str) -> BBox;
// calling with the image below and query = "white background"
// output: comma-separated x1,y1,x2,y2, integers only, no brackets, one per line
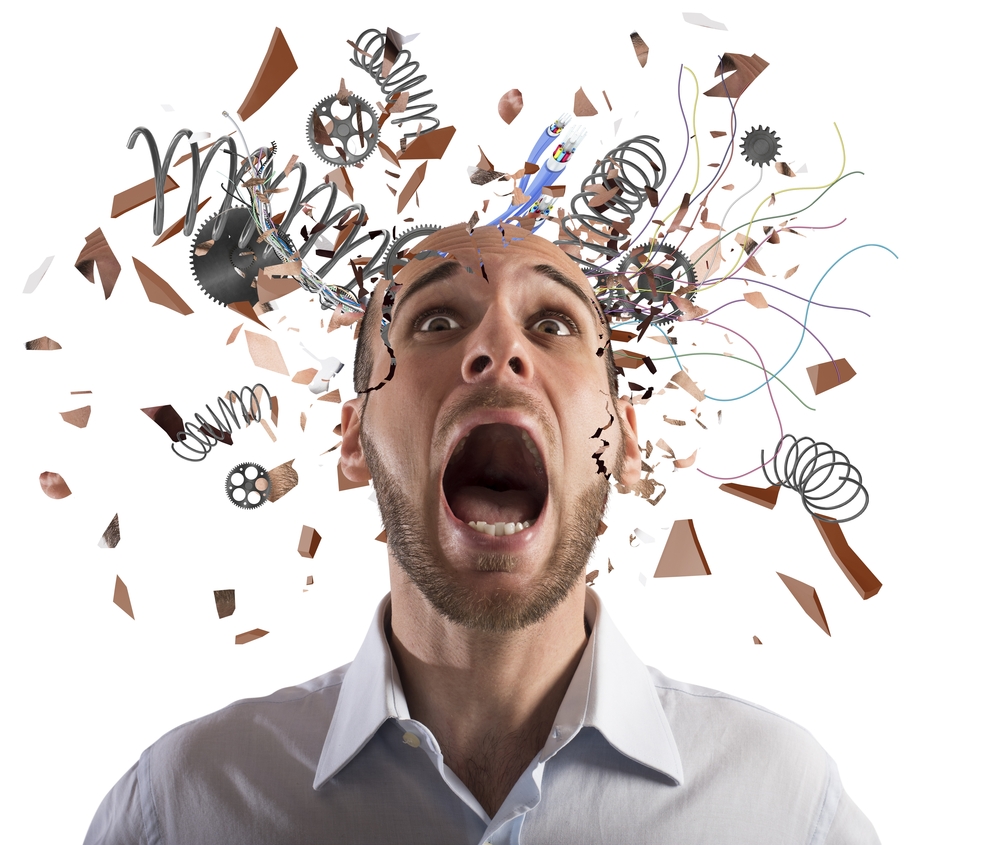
4,2,995,841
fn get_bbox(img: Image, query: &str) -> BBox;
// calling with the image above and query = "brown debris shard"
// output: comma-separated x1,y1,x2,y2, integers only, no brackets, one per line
777,572,830,635
775,162,795,177
98,513,120,549
132,257,193,315
398,126,456,160
396,162,427,214
76,228,121,299
338,459,369,491
753,635,762,644
670,370,706,401
630,32,649,67
806,358,857,395
613,350,646,369
704,53,769,98
113,575,134,619
111,175,180,218
235,628,268,645
573,87,598,116
784,264,799,279
498,89,524,124
719,482,780,509
245,331,289,375
237,28,297,121
267,459,298,502
814,517,882,599
743,291,768,309
306,575,314,585
25,336,62,350
375,529,387,543
141,405,186,442
653,519,710,577
317,389,342,403
710,130,727,138
586,569,599,586
59,406,91,428
298,525,323,558
39,471,72,499
214,589,236,619
292,368,319,384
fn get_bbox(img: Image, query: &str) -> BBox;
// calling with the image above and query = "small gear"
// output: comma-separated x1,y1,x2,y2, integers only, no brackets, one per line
617,243,697,321
306,94,380,166
740,125,782,167
225,462,271,510
383,225,444,283
191,208,275,306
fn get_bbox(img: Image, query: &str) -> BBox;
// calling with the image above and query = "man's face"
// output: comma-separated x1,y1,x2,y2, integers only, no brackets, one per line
342,225,640,633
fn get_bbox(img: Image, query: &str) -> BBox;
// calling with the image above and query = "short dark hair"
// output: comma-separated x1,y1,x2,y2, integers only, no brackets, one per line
353,282,620,398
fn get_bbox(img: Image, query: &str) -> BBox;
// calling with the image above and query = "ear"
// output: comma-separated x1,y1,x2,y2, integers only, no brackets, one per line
615,396,642,488
340,397,372,483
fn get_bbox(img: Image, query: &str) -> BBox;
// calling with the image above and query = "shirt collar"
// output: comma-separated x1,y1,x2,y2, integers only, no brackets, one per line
314,590,683,789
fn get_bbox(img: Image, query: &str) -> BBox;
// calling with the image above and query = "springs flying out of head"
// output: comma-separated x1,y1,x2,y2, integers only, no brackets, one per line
349,28,439,142
761,434,868,523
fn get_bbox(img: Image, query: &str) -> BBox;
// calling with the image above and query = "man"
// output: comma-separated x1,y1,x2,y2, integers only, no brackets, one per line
85,225,880,844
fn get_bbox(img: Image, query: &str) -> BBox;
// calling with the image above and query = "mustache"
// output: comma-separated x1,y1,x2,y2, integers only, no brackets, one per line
433,385,553,453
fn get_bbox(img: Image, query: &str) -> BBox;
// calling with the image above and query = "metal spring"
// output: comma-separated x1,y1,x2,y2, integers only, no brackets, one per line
761,434,868,523
349,28,440,141
554,135,667,272
172,384,274,462
127,127,391,306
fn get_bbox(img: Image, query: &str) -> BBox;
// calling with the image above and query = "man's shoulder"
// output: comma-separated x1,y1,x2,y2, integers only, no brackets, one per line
646,667,832,778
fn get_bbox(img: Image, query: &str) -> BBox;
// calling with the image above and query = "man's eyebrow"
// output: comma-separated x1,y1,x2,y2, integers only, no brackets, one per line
532,264,604,329
391,260,463,313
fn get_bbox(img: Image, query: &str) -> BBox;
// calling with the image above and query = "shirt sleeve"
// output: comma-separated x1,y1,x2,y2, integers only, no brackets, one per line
824,785,881,845
82,761,149,845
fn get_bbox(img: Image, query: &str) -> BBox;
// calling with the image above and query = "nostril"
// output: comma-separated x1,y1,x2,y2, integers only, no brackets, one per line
472,355,490,374
508,357,522,375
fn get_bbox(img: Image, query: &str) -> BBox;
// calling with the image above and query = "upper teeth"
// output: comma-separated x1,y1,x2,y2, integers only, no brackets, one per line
467,520,534,536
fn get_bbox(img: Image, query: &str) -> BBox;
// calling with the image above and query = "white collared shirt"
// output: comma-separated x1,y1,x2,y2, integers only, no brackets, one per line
85,591,879,844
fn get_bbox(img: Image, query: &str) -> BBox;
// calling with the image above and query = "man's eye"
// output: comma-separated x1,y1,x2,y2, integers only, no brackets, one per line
530,316,573,336
416,313,461,331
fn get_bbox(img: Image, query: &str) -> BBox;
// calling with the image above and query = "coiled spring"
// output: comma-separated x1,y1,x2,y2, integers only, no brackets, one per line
349,28,440,141
761,434,868,523
172,384,274,462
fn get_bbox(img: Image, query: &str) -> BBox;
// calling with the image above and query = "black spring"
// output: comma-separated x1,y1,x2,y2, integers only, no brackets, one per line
172,384,274,462
761,434,868,523
349,28,440,141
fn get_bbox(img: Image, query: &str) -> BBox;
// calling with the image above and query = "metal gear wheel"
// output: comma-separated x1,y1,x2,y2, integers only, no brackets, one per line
617,243,697,321
383,224,444,283
740,125,782,167
225,462,271,510
306,94,380,166
190,208,275,306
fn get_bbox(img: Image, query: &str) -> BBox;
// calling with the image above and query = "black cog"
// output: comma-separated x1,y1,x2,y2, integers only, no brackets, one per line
225,462,271,510
740,125,782,167
191,208,274,306
383,225,444,283
617,243,697,322
306,94,380,166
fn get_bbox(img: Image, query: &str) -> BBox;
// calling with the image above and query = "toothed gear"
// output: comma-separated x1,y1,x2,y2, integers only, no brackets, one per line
191,208,275,306
740,125,782,167
617,243,697,321
383,225,444,282
306,94,380,166
225,462,271,510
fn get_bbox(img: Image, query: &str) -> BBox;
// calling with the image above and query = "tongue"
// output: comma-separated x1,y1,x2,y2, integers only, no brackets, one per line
450,486,537,524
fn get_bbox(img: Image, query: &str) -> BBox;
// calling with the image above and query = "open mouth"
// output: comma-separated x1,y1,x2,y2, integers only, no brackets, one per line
442,423,548,537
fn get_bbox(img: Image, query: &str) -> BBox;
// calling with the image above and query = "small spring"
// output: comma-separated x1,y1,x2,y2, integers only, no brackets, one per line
349,28,440,141
172,384,274,462
761,434,868,523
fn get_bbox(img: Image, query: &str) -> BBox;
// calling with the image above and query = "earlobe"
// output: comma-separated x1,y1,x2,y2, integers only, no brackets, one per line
340,398,372,483
616,397,642,488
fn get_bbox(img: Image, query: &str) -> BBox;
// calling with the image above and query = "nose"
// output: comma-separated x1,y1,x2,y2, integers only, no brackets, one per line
461,310,531,383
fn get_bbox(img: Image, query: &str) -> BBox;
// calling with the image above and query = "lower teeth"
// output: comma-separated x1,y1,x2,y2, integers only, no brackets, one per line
467,519,533,536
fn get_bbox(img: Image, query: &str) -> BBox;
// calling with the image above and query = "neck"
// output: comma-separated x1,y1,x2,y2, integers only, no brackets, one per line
386,571,591,817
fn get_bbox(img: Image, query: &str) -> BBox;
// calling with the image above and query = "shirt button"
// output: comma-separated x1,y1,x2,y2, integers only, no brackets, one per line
401,731,421,748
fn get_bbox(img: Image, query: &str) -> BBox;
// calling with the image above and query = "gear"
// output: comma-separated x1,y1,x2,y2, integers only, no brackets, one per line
740,125,782,167
617,243,697,321
225,462,271,510
383,225,444,283
306,94,380,167
191,208,275,306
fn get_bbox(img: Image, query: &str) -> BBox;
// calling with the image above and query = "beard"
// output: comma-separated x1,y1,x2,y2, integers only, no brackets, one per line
360,396,625,635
